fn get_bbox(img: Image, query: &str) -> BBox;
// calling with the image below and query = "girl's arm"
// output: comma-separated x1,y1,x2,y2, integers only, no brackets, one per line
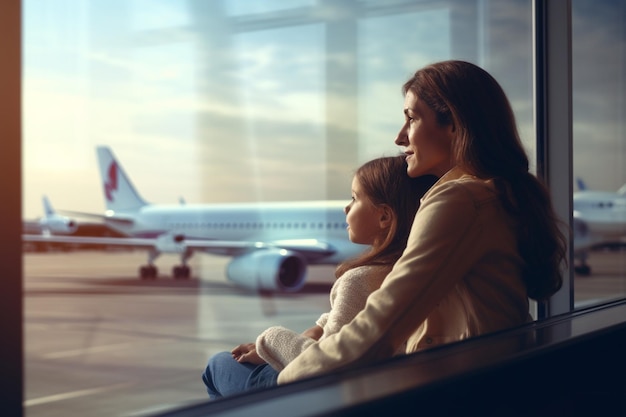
256,267,382,370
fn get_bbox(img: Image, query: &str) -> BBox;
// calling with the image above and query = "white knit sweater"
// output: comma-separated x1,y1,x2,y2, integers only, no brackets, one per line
255,264,391,371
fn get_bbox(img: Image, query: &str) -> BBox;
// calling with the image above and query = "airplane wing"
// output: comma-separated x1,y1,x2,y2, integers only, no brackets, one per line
56,210,136,225
22,234,336,259
23,234,157,249
184,237,336,259
23,233,340,292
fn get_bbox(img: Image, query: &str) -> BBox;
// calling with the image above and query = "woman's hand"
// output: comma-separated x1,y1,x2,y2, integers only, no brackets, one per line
231,342,266,365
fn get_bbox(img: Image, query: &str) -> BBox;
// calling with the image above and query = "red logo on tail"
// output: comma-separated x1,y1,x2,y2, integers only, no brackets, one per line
104,162,118,202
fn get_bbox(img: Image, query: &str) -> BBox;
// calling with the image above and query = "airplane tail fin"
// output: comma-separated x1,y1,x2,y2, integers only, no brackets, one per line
96,146,148,212
42,195,55,217
576,177,587,191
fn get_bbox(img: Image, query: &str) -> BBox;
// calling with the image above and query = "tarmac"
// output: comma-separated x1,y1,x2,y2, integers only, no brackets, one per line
22,248,625,417
24,251,334,417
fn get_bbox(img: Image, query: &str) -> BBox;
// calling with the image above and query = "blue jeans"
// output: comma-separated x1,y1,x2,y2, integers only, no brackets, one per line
202,351,279,399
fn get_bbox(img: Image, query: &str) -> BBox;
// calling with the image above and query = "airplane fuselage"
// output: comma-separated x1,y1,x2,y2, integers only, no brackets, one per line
572,189,626,267
104,200,366,264
574,192,626,237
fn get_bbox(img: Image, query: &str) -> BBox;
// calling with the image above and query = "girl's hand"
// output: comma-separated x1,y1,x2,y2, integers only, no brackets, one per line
231,343,266,365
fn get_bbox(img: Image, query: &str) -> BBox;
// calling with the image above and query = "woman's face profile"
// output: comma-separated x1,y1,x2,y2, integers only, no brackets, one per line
395,91,454,178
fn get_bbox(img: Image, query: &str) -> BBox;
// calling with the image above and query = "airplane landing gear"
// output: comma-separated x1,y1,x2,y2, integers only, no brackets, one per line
137,248,193,280
139,249,160,280
574,263,591,276
173,265,191,279
172,248,192,279
574,251,592,276
140,265,158,280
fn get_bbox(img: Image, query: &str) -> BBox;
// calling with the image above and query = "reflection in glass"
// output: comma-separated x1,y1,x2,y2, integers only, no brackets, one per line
230,24,326,201
357,10,451,160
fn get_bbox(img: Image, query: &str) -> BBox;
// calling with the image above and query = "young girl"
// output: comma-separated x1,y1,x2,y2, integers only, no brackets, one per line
202,156,437,398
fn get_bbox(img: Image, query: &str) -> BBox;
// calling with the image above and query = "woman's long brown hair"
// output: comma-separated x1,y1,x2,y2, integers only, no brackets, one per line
402,60,566,300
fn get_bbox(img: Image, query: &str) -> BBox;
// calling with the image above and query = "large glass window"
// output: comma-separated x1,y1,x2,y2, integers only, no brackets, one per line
27,0,626,416
572,0,626,307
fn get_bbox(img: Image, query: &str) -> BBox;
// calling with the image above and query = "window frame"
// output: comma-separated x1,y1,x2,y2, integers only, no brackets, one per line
5,0,624,415
0,1,23,415
532,0,574,318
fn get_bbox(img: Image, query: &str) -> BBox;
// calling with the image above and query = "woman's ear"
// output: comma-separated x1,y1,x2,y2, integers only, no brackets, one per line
378,205,394,229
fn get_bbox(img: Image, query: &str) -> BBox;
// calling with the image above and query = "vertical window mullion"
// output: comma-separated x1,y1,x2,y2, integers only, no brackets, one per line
533,0,574,318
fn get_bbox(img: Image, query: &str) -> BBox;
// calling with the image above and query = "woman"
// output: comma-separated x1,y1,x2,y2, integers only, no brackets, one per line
276,60,567,384
202,156,437,398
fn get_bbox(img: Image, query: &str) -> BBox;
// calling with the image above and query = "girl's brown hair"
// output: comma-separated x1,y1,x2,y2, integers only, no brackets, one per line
335,155,437,277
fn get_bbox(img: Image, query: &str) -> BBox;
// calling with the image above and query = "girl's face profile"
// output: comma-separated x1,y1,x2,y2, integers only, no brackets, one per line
344,177,386,246
395,91,454,178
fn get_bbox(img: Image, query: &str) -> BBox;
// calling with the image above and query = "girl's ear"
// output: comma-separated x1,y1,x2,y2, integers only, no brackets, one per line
378,205,394,229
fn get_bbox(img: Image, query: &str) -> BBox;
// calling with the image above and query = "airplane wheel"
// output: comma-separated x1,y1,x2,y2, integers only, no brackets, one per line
574,264,591,276
173,265,191,280
140,265,158,280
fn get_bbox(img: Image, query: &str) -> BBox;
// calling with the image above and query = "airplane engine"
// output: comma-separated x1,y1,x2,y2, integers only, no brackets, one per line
39,217,78,234
226,249,307,292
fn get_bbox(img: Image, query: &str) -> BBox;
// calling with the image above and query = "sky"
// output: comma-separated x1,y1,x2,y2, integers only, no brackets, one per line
21,0,625,220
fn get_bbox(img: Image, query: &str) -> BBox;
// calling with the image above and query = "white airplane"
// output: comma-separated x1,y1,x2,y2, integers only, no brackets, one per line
38,195,78,235
24,146,366,292
573,178,626,275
